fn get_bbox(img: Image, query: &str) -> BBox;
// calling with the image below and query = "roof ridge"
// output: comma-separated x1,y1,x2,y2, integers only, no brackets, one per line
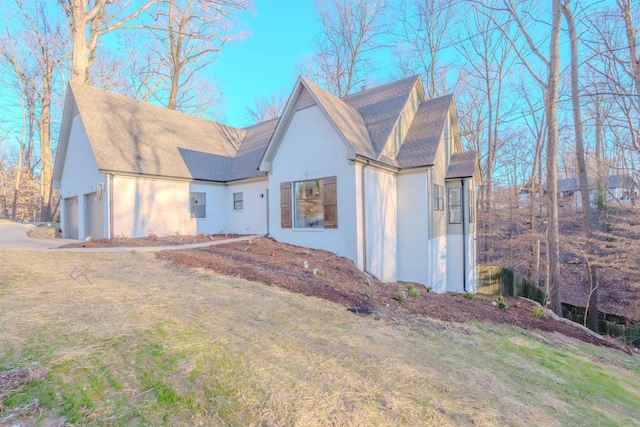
70,82,245,135
340,74,421,101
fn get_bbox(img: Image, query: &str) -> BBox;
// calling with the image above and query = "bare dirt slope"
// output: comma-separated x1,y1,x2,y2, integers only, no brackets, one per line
155,237,623,350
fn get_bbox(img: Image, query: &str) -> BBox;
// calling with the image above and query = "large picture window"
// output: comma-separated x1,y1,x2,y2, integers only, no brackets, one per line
448,187,461,224
294,179,324,228
189,192,206,218
280,176,337,229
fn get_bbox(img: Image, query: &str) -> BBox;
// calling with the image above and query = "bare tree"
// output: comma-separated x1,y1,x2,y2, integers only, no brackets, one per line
393,0,455,97
301,0,389,96
245,92,286,123
57,0,163,83
475,0,564,314
149,0,251,111
560,0,598,331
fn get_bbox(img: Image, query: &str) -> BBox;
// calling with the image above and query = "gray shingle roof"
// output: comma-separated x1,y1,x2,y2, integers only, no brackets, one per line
343,75,421,158
71,82,246,180
446,151,480,179
396,94,453,168
61,75,471,184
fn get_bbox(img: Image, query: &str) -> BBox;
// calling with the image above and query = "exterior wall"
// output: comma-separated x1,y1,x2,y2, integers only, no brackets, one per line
445,178,476,293
59,114,106,239
397,170,429,284
427,236,448,292
112,176,195,237
268,105,358,263
224,179,269,235
188,182,226,235
365,167,398,282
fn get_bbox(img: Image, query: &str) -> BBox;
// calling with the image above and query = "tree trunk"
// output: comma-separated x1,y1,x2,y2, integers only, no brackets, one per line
562,0,598,332
40,61,54,221
545,0,563,316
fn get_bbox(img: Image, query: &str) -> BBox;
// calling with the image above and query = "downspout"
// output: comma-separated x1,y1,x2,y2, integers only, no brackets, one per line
361,161,369,274
107,173,114,239
266,183,270,236
461,179,467,292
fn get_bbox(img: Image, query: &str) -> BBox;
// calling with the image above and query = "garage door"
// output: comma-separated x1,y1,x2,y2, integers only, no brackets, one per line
64,196,78,239
85,192,104,239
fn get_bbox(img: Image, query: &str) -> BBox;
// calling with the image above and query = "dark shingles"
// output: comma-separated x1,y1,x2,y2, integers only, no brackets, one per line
396,95,453,169
343,75,421,158
446,151,479,179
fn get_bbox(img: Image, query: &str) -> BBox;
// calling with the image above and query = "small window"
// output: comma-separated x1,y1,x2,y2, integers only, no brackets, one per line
233,192,243,210
448,187,461,224
433,183,444,211
189,192,206,218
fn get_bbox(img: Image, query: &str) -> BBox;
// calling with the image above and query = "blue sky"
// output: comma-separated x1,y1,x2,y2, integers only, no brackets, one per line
212,0,319,128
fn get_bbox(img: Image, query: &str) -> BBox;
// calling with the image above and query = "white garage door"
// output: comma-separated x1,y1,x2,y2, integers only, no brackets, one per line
85,192,104,239
64,196,78,239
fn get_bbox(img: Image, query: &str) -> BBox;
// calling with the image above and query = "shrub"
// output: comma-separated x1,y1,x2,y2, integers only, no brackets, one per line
493,295,508,309
533,305,544,319
463,292,475,300
394,289,407,303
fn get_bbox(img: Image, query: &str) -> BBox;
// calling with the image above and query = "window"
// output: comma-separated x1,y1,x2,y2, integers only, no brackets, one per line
233,192,243,210
295,179,324,228
189,192,206,218
280,177,337,229
433,183,444,211
448,187,461,224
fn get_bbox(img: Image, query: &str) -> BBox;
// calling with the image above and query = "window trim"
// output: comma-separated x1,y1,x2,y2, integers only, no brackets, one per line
233,192,243,211
281,176,337,230
433,183,444,211
189,192,206,219
293,179,325,229
448,187,461,224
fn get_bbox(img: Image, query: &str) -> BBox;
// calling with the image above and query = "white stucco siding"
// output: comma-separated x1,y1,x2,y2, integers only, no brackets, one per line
446,234,465,293
112,176,195,237
59,114,107,239
427,236,447,292
268,105,358,263
365,167,398,282
397,171,429,285
224,179,268,235
465,231,477,293
187,182,226,235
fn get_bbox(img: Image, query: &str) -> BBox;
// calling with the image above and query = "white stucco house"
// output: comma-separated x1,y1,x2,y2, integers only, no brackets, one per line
53,75,481,292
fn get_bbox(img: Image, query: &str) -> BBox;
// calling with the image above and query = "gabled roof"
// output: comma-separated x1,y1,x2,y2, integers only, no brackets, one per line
343,75,423,158
446,151,482,182
260,75,425,171
54,75,472,187
53,83,273,186
396,94,454,169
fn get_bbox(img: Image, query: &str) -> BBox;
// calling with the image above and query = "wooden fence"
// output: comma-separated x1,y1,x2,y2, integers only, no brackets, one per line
477,266,631,339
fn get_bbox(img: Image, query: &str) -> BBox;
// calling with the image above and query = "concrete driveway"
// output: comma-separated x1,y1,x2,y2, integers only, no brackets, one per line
0,222,81,250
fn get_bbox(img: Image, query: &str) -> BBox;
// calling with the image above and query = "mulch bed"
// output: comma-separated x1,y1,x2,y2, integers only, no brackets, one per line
155,237,627,351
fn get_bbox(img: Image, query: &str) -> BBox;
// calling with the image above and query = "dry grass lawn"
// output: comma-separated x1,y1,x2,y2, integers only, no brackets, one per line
1,250,639,426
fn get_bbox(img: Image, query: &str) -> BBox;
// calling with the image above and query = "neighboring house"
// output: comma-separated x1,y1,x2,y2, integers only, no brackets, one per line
53,75,481,293
536,174,638,207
